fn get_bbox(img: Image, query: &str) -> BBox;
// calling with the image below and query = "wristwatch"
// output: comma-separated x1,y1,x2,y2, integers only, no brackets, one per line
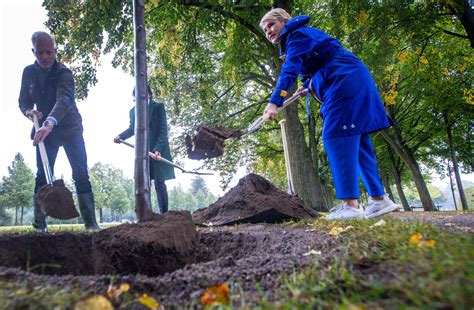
43,119,55,127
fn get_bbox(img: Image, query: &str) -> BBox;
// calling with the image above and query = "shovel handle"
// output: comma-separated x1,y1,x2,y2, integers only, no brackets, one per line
240,92,303,138
32,114,53,185
118,139,214,175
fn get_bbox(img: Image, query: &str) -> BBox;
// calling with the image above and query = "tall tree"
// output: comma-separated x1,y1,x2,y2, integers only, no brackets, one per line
0,153,35,225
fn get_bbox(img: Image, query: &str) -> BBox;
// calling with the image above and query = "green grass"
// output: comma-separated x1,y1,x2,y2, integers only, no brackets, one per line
0,222,120,234
255,217,474,309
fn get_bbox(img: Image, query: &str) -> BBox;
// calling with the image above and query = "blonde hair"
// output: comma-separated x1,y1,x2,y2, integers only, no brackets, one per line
260,8,292,28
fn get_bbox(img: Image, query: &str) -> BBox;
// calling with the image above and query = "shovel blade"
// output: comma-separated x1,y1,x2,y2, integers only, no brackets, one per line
36,180,80,220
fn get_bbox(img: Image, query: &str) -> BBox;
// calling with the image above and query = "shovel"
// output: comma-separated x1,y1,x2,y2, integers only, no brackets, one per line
32,114,80,220
118,139,214,175
227,92,303,142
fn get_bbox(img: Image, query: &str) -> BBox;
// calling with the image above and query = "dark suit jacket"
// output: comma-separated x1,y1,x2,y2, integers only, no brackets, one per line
19,61,84,144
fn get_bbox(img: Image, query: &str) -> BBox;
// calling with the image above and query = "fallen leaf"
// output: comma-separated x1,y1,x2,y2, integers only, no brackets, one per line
74,295,113,310
107,283,130,300
303,249,322,256
200,283,230,306
370,219,386,228
329,225,353,236
138,293,159,309
444,223,455,227
409,232,423,244
422,240,436,247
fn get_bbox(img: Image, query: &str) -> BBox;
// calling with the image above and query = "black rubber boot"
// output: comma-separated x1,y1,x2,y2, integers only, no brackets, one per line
32,196,48,233
77,192,101,231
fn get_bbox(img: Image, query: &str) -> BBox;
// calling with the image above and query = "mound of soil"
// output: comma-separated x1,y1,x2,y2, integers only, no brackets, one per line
0,211,196,276
94,211,196,276
185,125,243,160
36,179,79,220
193,173,320,226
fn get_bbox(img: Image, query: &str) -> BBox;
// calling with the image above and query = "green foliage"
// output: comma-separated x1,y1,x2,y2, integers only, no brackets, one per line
168,183,218,213
89,162,134,218
0,153,35,225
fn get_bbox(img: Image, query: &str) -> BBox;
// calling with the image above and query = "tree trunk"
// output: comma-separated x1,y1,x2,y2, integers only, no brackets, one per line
283,104,325,211
14,207,18,225
99,207,104,223
20,206,24,225
133,0,154,221
307,113,328,210
443,111,468,210
380,166,395,202
448,161,458,210
386,142,410,211
381,114,436,211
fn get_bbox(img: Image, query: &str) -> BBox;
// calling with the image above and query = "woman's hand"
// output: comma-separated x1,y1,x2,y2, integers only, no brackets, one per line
263,103,279,120
150,151,161,161
295,87,308,97
113,136,122,144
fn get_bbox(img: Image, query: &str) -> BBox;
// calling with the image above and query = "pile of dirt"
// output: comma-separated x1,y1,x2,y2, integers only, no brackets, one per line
93,211,196,276
193,173,320,226
36,179,79,219
185,125,243,160
0,211,196,276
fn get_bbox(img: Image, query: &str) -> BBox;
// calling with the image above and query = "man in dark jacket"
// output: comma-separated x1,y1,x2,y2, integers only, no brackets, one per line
114,86,175,214
19,31,100,232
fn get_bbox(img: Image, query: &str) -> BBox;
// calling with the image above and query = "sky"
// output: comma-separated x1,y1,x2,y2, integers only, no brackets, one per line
0,0,240,196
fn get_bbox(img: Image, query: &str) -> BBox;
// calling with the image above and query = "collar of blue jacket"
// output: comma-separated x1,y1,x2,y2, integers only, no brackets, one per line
279,15,310,38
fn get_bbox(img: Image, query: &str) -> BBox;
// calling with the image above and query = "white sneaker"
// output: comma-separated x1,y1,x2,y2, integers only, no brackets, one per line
364,196,399,218
326,203,365,220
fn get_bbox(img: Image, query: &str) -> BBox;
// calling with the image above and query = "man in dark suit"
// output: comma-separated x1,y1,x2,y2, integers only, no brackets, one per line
114,86,175,214
19,31,100,232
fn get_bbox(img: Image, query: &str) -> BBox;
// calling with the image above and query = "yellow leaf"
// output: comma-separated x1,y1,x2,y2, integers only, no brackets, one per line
420,55,429,65
409,232,423,244
74,295,113,310
119,283,130,292
200,283,230,306
329,227,344,236
138,294,159,310
422,240,436,247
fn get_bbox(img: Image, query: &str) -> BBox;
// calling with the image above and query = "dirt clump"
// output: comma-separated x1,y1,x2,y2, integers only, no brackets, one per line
185,125,243,160
193,173,320,226
93,211,196,276
36,179,79,219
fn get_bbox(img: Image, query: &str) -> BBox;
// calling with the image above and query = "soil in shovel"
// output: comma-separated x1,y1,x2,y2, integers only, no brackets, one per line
36,179,79,220
185,125,243,160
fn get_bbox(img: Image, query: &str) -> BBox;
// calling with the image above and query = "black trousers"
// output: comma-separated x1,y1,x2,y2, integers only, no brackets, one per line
154,180,168,214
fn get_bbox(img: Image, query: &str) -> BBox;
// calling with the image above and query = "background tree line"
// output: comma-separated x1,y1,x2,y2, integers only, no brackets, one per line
0,153,217,226
3,1,472,217
42,0,472,212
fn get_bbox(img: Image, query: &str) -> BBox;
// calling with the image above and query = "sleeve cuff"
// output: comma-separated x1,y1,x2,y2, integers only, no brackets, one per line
269,89,288,107
47,116,58,126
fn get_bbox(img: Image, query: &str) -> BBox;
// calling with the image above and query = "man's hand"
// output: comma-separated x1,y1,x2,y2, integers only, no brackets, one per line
25,109,43,121
263,103,279,120
114,136,122,144
150,151,161,161
33,125,53,145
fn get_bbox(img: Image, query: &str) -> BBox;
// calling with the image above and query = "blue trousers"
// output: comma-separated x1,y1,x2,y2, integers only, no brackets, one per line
35,136,92,194
323,133,385,199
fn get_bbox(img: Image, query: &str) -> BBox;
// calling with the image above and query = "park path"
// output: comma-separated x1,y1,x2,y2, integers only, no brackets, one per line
388,211,474,233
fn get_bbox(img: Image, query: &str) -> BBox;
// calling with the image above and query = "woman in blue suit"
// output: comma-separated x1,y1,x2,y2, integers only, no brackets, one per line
260,8,398,220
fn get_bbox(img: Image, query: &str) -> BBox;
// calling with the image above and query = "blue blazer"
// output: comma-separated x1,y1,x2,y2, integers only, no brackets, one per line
269,16,391,139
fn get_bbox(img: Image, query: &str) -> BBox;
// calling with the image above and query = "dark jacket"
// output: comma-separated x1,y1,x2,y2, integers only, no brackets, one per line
118,99,175,182
270,16,391,140
19,61,83,143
